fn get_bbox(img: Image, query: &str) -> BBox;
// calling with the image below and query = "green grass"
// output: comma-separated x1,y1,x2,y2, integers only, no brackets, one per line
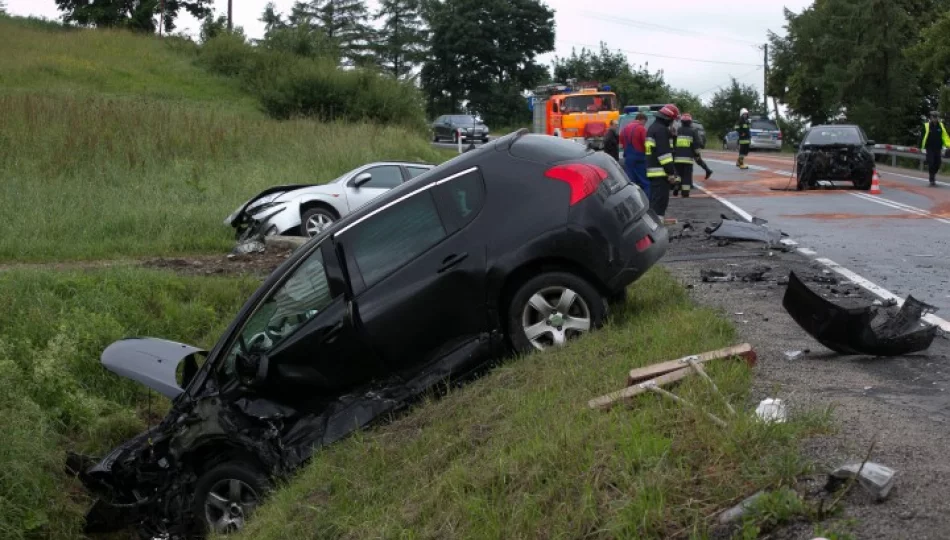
226,269,830,540
0,93,448,262
0,15,256,112
0,267,260,539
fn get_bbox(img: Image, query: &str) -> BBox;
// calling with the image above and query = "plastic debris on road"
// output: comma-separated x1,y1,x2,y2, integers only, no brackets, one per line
755,398,787,423
827,462,897,501
782,271,938,356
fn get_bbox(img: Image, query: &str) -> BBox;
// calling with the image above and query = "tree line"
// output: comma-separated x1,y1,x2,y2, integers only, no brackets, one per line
769,0,950,146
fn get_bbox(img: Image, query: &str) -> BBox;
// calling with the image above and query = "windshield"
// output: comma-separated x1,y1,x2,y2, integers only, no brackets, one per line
451,115,478,125
805,127,863,145
561,94,618,114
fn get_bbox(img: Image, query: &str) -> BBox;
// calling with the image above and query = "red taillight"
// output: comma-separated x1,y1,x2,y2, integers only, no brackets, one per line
635,235,653,252
544,163,608,205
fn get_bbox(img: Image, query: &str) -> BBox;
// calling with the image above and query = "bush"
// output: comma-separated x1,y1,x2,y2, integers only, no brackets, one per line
199,35,426,129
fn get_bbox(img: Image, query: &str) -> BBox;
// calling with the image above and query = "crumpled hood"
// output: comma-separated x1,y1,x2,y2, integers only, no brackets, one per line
101,338,206,398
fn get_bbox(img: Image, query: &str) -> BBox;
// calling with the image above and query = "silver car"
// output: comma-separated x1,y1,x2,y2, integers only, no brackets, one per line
225,161,436,239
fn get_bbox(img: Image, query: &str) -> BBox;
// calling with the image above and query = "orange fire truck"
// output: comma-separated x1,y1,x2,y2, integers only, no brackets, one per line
530,82,620,149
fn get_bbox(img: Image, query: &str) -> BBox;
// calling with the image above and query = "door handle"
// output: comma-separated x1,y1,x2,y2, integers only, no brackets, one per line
437,252,468,273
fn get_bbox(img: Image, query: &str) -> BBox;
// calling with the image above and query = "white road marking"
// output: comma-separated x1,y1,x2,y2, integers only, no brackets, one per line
850,192,950,226
693,184,950,333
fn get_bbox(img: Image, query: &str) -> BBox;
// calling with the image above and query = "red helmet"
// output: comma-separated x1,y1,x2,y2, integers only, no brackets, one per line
658,104,680,120
681,113,693,122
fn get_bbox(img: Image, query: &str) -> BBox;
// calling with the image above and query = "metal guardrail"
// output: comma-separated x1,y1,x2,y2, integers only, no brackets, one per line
871,144,928,170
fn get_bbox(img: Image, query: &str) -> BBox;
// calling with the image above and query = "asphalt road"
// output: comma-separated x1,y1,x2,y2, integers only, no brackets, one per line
696,150,950,314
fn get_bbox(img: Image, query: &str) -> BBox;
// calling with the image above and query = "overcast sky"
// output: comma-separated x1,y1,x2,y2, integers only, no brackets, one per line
7,0,813,102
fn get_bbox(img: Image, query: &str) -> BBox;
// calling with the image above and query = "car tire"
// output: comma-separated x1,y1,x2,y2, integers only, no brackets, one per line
300,206,337,237
193,462,270,535
507,271,606,354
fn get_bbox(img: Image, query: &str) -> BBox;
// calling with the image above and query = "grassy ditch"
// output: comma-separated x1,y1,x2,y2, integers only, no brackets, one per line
228,269,829,540
0,268,258,540
0,94,447,263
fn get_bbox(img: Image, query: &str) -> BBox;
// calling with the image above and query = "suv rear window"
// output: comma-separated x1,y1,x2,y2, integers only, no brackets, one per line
751,120,778,131
509,134,590,163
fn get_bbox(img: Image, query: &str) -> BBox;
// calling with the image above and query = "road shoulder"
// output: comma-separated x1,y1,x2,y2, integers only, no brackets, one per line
663,194,950,539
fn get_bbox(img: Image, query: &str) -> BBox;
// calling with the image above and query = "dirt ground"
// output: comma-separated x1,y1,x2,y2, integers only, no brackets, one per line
665,193,950,539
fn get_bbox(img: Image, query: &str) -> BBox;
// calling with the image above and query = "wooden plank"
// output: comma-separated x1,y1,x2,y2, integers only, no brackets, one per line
626,343,756,386
588,367,694,411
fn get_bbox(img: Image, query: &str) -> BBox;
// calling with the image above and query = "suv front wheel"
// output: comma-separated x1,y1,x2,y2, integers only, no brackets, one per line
507,272,606,354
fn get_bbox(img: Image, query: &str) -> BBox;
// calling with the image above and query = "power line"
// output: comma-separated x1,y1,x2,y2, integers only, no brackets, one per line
694,67,764,97
578,12,763,48
557,40,761,67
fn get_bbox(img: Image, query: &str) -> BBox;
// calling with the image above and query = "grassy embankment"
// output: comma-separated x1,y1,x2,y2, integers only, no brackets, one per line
0,14,828,540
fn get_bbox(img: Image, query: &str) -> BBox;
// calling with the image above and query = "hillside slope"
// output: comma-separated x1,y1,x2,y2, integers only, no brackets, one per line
0,15,449,262
0,15,257,111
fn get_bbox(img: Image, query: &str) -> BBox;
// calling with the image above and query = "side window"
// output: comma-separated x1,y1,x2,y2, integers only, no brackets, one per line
406,167,429,179
358,166,403,190
223,247,336,371
435,169,486,232
348,192,447,287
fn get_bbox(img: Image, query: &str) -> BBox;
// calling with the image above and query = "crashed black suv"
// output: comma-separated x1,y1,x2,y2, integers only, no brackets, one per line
70,130,669,538
795,124,876,190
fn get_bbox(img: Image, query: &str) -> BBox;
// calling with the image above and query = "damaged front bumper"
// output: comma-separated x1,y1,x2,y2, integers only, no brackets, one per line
782,271,938,356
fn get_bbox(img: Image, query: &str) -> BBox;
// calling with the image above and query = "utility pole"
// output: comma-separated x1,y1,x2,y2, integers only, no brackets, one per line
227,0,233,32
763,43,769,117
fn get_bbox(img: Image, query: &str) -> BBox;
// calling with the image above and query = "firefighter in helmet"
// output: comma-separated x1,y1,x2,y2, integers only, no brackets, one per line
645,103,681,219
672,113,713,198
735,108,751,169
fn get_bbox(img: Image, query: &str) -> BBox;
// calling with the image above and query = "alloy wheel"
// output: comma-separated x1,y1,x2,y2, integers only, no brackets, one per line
204,478,260,534
520,286,592,351
305,213,334,236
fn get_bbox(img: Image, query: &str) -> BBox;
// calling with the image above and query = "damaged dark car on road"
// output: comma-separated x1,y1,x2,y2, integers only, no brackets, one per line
795,124,876,191
69,130,669,538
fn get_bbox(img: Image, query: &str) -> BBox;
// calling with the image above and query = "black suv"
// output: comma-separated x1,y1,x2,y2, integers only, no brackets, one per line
71,130,669,537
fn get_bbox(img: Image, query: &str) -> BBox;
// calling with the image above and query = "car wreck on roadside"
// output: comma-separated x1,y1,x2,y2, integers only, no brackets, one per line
69,130,669,537
794,125,876,191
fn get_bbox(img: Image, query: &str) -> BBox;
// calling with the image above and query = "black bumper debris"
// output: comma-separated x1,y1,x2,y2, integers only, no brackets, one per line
782,271,938,356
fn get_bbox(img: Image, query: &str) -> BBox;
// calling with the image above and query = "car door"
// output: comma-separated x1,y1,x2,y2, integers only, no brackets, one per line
344,164,404,212
334,167,489,373
217,240,381,407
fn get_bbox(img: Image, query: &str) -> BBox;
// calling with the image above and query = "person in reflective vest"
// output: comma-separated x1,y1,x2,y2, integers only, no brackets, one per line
735,108,751,169
922,110,950,187
672,113,713,198
645,104,681,219
620,112,649,199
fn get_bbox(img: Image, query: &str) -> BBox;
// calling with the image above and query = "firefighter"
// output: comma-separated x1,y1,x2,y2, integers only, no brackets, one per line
735,108,751,169
603,120,620,162
621,112,649,198
646,104,680,219
672,113,713,197
922,110,950,187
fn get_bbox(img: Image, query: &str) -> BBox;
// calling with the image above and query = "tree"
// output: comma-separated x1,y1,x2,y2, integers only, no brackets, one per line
373,0,428,79
768,0,947,144
910,9,950,113
285,0,373,66
421,0,554,125
705,78,761,138
552,43,671,108
54,0,212,33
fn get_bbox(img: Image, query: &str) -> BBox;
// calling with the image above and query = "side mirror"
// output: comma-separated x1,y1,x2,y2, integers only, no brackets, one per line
352,172,372,188
236,351,269,387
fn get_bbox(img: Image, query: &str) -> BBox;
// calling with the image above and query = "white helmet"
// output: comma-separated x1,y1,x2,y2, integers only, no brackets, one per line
740,108,749,116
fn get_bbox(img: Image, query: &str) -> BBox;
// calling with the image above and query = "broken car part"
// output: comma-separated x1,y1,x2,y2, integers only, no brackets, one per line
782,271,938,356
827,462,897,501
76,131,669,537
705,216,786,247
